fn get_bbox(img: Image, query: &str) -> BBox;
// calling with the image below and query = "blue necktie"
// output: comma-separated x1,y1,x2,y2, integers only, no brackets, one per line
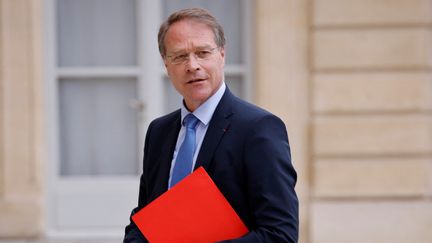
170,114,199,188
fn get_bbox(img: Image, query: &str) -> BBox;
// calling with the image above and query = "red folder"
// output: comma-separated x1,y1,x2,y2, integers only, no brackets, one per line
132,167,249,242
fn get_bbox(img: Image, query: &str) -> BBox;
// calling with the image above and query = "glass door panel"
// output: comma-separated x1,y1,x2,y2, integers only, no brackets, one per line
59,77,139,176
163,77,182,113
57,0,138,66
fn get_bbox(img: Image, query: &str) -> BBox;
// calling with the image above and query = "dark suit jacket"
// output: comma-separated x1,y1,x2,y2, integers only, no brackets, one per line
124,88,299,242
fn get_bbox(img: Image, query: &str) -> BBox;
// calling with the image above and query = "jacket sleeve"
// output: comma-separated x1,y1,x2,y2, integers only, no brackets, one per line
219,115,299,243
123,207,147,243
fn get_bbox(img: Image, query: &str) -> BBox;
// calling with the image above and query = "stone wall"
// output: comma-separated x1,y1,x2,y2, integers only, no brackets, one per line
310,0,432,242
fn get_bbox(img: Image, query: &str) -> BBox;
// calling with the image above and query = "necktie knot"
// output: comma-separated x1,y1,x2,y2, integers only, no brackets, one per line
183,114,199,129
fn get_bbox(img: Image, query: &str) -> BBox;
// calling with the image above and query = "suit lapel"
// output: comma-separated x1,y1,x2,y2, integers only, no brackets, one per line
151,112,181,198
194,89,233,170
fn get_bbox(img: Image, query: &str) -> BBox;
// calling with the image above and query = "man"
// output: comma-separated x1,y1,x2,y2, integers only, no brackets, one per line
124,8,298,242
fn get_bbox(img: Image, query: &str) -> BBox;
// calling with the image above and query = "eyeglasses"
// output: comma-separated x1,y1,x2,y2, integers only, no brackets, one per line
165,47,219,65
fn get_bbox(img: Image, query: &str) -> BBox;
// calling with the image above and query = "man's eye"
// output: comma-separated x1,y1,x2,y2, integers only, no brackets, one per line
174,54,188,61
196,51,211,58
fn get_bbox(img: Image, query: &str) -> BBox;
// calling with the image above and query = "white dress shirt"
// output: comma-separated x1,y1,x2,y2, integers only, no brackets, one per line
168,82,226,188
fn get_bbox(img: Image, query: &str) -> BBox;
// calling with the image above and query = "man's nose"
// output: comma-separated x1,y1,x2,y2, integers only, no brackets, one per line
185,54,201,72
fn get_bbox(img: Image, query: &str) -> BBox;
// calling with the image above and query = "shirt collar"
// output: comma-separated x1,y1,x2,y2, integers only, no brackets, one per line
181,82,226,126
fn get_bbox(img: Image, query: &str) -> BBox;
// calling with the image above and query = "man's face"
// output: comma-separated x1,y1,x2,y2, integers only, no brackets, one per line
163,19,225,111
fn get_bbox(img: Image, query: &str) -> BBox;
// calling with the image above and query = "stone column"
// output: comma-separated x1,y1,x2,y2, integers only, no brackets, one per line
255,1,310,242
0,0,44,237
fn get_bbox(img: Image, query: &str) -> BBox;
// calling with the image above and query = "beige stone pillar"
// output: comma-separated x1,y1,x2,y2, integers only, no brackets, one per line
0,0,44,237
0,0,3,200
255,1,310,242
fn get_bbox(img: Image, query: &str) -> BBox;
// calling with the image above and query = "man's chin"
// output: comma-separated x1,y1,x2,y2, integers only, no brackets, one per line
185,93,212,109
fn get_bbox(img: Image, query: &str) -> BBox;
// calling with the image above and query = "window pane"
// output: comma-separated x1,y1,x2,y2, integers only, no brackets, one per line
57,0,137,67
226,76,244,98
59,78,139,176
163,77,182,113
162,0,243,64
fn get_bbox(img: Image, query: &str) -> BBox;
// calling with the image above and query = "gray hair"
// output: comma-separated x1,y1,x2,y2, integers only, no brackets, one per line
158,8,226,57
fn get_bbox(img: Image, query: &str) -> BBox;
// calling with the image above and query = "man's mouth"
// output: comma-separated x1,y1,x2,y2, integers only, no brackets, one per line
187,78,206,84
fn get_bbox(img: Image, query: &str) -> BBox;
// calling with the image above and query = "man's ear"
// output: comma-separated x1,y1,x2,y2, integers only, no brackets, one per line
220,47,225,65
220,47,225,58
